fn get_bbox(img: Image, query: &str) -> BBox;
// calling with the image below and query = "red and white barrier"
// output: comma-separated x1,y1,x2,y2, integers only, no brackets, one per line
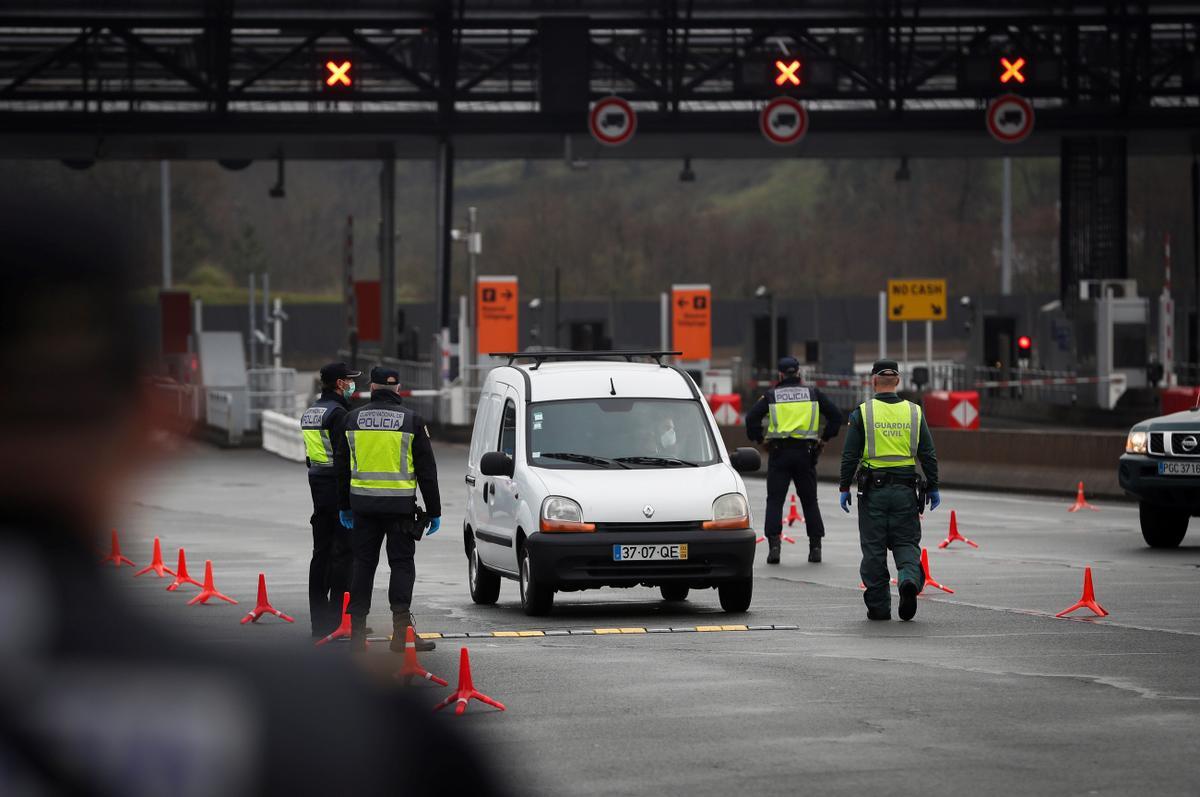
972,375,1124,389
708,393,742,425
923,390,980,430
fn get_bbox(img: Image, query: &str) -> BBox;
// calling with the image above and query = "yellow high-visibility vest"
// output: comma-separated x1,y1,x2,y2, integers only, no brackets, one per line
765,386,820,440
860,399,921,468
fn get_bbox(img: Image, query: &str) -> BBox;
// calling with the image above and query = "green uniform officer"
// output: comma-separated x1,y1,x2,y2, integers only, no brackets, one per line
838,360,940,621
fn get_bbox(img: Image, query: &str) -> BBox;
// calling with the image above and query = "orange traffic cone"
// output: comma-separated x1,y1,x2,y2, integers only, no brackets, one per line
1068,481,1099,512
134,537,175,578
166,548,202,592
433,647,506,716
919,548,954,594
937,511,978,549
241,573,294,624
397,627,448,686
187,560,238,606
1055,567,1108,618
785,495,804,527
99,529,135,568
315,592,353,647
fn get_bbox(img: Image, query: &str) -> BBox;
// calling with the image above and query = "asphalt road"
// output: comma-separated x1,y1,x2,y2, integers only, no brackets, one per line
114,443,1200,796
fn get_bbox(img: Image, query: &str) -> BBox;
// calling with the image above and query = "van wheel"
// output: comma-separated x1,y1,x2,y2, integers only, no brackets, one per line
519,548,554,616
659,584,689,602
468,545,501,605
1139,502,1189,549
717,579,753,613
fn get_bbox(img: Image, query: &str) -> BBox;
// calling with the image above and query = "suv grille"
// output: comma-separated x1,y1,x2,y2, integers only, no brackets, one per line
593,521,703,533
1149,432,1165,455
1166,432,1200,457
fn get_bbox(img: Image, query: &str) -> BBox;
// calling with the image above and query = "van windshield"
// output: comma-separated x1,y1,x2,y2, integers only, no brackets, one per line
528,398,719,469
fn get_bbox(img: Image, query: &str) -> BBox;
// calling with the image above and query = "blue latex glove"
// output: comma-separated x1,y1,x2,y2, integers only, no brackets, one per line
927,490,941,512
839,491,852,513
426,516,441,536
338,510,354,529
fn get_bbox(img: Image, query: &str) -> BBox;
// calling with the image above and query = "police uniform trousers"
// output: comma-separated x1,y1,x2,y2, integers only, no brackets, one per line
348,512,417,618
309,482,353,636
858,482,926,614
764,443,825,541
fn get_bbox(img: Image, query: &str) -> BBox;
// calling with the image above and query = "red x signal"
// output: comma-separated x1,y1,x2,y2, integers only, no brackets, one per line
774,59,802,87
999,57,1026,84
325,60,352,87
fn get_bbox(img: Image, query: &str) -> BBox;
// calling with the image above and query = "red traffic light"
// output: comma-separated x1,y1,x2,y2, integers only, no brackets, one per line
1017,335,1032,351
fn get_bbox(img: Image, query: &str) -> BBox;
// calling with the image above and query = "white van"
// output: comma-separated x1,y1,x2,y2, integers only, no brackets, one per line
463,351,761,616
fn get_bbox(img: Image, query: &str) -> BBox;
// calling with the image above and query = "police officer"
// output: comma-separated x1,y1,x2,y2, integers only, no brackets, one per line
300,362,360,638
337,367,441,652
746,356,843,565
838,360,940,621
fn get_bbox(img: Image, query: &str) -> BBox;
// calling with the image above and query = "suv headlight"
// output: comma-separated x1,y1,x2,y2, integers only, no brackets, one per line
704,493,750,530
1125,430,1148,454
540,496,595,532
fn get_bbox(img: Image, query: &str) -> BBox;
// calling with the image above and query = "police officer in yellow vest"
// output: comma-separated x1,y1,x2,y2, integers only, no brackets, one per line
839,360,940,621
746,356,843,564
336,366,441,652
300,361,359,638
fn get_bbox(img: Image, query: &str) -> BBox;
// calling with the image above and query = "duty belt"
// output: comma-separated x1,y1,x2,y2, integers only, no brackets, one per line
857,469,921,491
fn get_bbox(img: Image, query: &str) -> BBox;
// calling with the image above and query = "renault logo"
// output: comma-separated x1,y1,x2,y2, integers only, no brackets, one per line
642,505,655,518
1181,435,1198,453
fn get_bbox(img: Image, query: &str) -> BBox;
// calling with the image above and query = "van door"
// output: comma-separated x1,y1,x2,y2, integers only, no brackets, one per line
468,386,503,559
481,386,522,572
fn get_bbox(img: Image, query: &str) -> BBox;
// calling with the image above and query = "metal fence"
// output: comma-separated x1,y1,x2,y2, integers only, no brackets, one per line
248,367,305,421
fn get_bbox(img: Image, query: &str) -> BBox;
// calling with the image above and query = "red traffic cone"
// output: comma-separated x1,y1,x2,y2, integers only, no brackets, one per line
166,548,203,592
937,511,978,549
315,592,353,647
1055,566,1108,618
919,548,954,594
785,494,804,527
134,537,175,578
241,573,294,624
397,626,448,686
187,560,238,606
99,529,135,568
1068,481,1099,512
433,647,506,716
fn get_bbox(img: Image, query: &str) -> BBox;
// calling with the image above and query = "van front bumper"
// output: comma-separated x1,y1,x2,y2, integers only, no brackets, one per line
525,528,756,590
1119,454,1200,511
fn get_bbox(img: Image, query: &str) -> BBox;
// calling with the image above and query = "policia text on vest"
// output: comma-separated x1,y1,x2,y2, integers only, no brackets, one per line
745,358,843,564
838,359,940,622
334,367,442,652
300,361,359,638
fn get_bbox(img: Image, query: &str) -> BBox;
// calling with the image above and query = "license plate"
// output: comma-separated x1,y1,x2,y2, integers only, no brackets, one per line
612,544,688,562
1158,461,1200,476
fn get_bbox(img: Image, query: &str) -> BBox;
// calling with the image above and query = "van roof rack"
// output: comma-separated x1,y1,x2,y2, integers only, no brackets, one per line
488,350,683,369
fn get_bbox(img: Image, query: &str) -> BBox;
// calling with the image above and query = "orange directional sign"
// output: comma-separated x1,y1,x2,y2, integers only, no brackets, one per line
477,276,518,355
672,284,712,360
887,279,947,322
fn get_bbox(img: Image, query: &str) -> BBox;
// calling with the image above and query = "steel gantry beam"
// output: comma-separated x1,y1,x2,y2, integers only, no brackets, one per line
0,2,1196,159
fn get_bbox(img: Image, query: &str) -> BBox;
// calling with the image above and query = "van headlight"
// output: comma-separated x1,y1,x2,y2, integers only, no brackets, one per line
1125,430,1148,454
540,496,595,532
704,493,750,530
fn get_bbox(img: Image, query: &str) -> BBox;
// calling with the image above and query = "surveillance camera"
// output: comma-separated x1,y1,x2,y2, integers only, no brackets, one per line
755,285,768,298
959,296,972,307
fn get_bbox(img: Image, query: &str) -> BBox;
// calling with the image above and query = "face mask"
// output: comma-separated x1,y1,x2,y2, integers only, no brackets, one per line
342,380,356,397
660,427,676,448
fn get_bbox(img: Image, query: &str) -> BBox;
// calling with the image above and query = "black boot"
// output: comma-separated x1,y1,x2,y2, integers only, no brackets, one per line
866,608,891,621
766,538,781,565
350,615,368,652
391,610,436,653
808,542,821,563
898,580,919,621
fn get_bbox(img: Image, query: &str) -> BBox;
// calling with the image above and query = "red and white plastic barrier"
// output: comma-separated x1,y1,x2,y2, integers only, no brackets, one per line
708,393,742,425
923,390,980,430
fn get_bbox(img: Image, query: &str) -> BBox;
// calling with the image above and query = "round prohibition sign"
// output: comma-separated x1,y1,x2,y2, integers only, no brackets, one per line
589,96,637,146
759,96,809,146
986,93,1035,144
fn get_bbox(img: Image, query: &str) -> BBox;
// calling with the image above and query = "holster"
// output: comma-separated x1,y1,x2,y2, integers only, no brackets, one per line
916,477,929,511
410,506,429,541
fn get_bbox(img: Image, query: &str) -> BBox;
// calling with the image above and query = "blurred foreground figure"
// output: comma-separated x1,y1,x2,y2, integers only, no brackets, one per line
0,196,506,797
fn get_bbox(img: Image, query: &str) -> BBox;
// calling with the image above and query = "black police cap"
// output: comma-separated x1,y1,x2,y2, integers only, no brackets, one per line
320,362,361,383
369,366,400,385
778,356,800,372
871,359,901,376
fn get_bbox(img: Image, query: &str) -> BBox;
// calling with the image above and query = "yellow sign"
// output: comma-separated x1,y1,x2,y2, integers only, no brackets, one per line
887,279,947,322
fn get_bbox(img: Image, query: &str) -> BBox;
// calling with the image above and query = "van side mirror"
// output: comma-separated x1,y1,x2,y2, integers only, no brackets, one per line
729,447,761,473
480,451,514,477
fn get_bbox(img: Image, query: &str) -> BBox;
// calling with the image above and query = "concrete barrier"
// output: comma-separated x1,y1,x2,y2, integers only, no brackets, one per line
262,409,305,463
719,426,1129,500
